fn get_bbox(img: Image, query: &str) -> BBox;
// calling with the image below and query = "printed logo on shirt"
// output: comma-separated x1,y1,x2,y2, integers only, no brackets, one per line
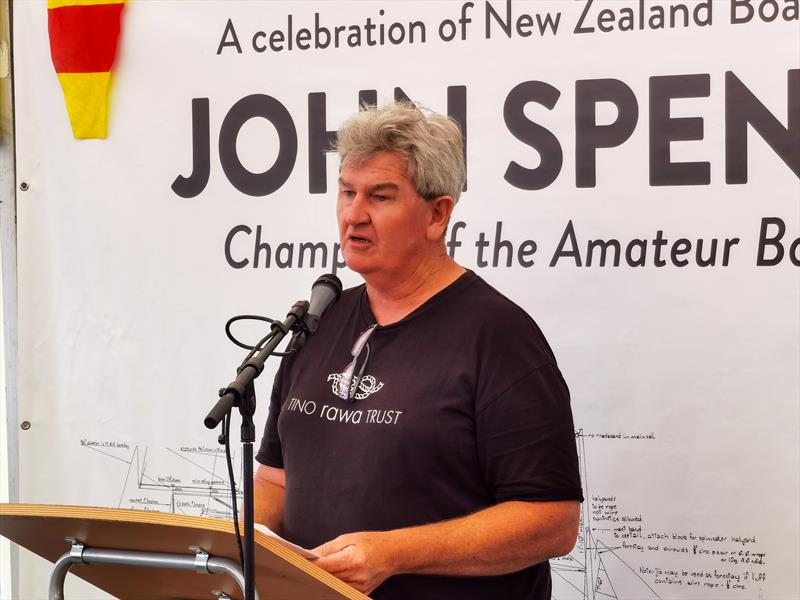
329,325,383,401
327,372,384,401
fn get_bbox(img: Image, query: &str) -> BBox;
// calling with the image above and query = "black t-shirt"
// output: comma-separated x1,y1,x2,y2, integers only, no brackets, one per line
257,271,583,599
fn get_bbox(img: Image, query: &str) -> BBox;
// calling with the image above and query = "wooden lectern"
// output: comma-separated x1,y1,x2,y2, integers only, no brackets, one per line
0,504,370,600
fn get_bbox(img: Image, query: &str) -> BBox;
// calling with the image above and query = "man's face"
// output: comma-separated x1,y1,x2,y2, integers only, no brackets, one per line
337,152,434,279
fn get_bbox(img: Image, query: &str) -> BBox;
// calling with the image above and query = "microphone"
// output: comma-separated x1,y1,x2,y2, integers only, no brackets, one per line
305,273,343,334
286,274,342,353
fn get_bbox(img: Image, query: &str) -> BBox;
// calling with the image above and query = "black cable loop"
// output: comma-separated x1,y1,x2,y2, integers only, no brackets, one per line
226,315,298,359
226,315,276,350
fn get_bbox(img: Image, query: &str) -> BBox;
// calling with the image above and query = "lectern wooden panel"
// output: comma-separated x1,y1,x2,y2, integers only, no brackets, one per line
0,504,370,600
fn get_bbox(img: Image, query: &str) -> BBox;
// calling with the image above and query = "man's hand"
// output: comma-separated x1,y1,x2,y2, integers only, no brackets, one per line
311,531,399,594
308,500,579,594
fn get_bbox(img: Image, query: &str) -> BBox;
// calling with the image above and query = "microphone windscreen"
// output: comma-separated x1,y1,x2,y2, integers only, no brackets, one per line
306,274,342,333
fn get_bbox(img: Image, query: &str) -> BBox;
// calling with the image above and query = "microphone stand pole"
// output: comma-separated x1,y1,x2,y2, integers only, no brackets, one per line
204,300,309,600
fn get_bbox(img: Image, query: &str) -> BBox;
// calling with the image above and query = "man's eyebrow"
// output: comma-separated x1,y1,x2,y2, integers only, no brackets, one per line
368,183,399,193
337,179,400,193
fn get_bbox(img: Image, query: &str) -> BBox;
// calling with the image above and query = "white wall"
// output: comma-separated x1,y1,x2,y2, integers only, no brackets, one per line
0,0,17,596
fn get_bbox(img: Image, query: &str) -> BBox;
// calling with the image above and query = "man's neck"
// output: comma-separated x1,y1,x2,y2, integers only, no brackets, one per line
364,253,466,326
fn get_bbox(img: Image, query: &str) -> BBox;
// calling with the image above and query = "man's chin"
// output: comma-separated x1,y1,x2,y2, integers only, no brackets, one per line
344,260,373,276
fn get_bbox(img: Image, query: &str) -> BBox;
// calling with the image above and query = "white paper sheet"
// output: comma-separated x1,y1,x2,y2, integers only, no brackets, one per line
254,523,319,559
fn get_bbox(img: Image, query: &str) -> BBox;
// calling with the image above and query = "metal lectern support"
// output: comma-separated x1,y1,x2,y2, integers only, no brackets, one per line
48,539,261,600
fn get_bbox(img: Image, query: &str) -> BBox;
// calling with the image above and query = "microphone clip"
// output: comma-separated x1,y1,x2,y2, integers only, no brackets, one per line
285,300,311,354
277,300,309,336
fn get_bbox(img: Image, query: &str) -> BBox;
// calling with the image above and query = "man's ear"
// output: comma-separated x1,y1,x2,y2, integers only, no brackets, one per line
426,195,455,241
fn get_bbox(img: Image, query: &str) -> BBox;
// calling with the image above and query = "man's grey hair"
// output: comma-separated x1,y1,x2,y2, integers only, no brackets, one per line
334,101,465,203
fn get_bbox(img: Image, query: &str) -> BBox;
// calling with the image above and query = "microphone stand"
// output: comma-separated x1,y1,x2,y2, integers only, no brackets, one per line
204,300,309,600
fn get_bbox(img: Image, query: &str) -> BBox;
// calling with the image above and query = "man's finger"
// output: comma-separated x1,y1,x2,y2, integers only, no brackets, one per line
311,534,353,557
312,547,356,575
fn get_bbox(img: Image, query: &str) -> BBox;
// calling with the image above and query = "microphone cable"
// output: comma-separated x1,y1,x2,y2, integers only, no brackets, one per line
221,411,245,569
221,313,303,574
225,315,298,358
215,275,340,578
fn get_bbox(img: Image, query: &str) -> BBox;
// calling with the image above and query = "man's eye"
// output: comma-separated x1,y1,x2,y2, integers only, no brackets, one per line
375,194,389,202
342,190,356,199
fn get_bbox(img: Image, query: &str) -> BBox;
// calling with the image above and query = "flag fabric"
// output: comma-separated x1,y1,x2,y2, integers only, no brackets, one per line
48,0,125,139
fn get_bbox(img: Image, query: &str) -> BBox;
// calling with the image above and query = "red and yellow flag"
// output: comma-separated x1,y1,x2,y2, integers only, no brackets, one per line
48,0,125,139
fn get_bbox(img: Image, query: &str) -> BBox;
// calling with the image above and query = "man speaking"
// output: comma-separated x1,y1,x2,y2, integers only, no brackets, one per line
253,102,583,599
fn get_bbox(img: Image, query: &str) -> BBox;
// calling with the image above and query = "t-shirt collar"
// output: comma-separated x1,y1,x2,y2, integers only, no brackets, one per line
358,269,477,330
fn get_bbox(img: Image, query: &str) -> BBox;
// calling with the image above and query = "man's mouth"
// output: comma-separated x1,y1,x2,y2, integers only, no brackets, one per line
349,235,371,244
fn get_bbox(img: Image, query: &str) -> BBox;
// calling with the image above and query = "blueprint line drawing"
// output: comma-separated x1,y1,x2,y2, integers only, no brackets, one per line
551,431,660,600
80,440,242,518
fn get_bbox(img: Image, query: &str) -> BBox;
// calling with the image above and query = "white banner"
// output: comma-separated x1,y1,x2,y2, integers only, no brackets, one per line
12,1,799,598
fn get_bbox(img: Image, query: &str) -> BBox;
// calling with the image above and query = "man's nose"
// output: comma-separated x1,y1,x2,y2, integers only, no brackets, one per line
343,193,370,225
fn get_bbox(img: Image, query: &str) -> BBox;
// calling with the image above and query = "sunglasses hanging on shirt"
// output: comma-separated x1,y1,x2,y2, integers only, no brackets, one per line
336,324,377,402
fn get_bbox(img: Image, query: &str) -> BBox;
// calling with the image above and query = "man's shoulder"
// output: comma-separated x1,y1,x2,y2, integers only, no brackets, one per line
453,272,557,366
457,272,537,325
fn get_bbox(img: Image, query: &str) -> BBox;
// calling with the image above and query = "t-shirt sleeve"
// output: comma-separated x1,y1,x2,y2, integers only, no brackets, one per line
476,362,584,503
255,360,287,468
